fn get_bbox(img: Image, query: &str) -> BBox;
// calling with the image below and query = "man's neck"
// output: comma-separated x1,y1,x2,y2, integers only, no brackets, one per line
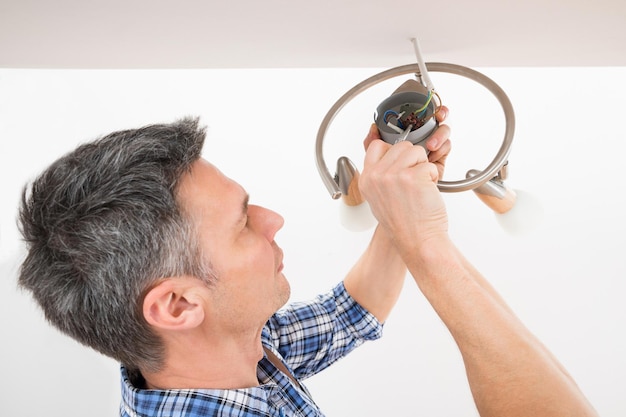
142,329,265,390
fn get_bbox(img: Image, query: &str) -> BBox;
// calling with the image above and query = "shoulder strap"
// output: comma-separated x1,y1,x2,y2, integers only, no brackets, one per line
263,347,304,390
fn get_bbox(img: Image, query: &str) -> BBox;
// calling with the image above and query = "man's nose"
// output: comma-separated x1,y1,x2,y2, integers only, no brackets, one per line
250,205,284,241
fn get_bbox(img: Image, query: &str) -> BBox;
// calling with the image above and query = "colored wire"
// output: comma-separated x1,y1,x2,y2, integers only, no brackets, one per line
414,90,434,117
383,110,399,123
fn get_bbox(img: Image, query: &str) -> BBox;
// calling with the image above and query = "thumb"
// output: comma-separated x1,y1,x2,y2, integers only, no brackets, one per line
363,139,391,171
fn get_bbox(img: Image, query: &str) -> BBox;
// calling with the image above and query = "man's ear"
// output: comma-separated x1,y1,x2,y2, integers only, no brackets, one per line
142,278,205,331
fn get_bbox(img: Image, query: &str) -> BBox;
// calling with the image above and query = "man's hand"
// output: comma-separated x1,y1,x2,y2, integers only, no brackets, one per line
363,106,451,178
359,106,452,252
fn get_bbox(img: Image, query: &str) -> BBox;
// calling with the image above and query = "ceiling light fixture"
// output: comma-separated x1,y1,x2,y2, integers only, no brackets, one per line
315,38,542,234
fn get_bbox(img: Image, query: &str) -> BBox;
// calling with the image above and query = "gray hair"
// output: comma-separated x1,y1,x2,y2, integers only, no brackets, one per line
17,117,214,373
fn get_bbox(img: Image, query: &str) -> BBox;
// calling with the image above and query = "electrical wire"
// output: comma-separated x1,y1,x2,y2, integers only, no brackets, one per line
411,37,435,92
383,109,399,123
414,90,433,117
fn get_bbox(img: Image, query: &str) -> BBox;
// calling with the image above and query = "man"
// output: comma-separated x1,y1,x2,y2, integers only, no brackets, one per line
17,113,412,416
17,107,596,416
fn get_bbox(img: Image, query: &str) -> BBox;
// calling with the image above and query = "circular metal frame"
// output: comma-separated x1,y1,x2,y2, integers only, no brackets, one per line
315,62,516,198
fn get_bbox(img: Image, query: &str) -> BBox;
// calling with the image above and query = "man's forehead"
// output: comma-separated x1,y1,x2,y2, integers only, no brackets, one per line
185,159,233,188
180,159,248,215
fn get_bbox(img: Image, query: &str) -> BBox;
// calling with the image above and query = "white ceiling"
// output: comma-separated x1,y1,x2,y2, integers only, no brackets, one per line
1,0,625,69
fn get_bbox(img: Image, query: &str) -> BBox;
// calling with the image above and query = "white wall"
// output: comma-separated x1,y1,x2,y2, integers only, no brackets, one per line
1,67,624,416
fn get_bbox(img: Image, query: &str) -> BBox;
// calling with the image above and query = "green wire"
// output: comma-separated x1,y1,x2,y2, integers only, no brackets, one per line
414,90,434,116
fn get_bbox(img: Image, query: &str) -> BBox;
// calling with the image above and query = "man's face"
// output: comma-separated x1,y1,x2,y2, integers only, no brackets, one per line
177,158,290,332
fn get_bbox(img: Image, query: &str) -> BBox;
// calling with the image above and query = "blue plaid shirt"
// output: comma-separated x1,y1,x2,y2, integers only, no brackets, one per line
120,282,383,416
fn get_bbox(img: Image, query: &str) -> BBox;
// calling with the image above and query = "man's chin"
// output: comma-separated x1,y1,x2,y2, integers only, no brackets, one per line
276,276,291,309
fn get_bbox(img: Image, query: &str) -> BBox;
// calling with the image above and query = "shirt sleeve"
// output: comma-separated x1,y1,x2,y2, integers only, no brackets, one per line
264,281,383,380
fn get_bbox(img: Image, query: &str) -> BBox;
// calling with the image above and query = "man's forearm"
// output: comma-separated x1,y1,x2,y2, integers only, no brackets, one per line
343,225,407,323
405,236,598,417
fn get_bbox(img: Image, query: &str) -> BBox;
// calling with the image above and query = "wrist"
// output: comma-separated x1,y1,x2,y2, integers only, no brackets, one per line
394,232,461,278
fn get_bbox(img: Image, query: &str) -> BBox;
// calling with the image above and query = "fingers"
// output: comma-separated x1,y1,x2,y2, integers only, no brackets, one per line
364,104,451,171
365,105,449,152
428,137,451,164
435,105,449,123
385,141,430,173
363,123,382,150
363,139,391,170
364,140,432,181
423,157,441,183
426,121,451,152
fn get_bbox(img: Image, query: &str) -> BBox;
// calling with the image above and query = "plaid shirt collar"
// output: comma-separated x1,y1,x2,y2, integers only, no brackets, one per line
119,336,324,417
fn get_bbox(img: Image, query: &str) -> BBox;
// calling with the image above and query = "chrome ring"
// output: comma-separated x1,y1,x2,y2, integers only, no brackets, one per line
315,63,515,197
